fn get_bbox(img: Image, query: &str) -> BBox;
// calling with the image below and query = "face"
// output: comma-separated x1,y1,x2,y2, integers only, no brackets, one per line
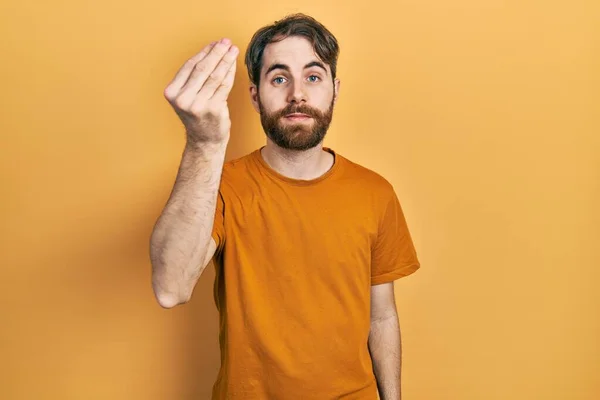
250,36,340,151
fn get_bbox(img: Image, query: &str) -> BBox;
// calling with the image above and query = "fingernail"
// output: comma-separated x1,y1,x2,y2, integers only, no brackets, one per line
220,38,231,45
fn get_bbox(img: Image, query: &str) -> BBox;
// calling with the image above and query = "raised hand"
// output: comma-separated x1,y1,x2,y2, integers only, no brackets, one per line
164,38,239,145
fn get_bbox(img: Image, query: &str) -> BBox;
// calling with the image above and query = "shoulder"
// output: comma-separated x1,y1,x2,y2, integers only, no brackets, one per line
218,150,260,200
222,151,253,173
219,150,257,183
336,151,396,198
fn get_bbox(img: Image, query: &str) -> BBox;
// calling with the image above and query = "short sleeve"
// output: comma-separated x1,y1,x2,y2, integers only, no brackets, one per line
210,189,226,257
371,189,420,285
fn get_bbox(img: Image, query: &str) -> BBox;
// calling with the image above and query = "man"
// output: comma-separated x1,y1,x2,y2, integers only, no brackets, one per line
150,13,420,400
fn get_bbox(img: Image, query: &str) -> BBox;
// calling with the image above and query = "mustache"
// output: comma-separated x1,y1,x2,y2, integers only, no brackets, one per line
278,104,319,117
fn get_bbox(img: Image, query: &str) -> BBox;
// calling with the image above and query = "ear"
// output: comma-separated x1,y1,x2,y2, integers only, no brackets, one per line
333,78,341,105
249,84,260,113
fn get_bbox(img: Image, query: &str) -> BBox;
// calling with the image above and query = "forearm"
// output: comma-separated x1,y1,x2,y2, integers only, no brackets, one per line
368,314,402,400
149,140,227,307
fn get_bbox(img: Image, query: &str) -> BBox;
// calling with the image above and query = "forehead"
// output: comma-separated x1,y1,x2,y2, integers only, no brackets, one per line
261,36,330,73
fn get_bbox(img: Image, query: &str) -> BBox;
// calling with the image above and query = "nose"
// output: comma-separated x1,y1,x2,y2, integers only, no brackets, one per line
287,80,307,104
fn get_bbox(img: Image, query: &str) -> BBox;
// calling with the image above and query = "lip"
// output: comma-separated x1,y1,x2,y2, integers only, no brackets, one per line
284,113,312,121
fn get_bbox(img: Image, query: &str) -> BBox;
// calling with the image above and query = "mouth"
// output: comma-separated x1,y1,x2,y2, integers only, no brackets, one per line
284,113,312,121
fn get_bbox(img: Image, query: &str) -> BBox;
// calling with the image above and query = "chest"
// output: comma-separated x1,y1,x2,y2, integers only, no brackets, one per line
223,186,379,267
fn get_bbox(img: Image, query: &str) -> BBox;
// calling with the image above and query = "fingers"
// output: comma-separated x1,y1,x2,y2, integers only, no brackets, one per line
196,45,239,102
164,41,217,99
180,39,234,98
210,58,237,102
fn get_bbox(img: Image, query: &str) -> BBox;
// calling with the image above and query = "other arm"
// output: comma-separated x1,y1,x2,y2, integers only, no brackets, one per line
369,282,402,400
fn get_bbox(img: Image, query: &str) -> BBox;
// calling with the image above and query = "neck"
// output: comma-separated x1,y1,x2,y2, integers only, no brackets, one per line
260,140,334,180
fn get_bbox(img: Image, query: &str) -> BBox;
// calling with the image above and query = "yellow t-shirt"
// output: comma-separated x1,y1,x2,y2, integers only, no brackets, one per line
210,146,420,399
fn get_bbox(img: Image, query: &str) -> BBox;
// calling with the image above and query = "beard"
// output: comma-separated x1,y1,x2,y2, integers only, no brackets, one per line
258,94,335,151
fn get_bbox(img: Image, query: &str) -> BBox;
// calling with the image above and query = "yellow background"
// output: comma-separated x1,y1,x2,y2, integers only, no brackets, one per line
1,0,598,399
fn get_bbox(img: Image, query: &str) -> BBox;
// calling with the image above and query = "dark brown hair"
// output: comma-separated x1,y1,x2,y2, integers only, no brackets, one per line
244,13,340,87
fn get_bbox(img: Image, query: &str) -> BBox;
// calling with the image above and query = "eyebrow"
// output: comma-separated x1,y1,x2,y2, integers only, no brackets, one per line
264,61,328,76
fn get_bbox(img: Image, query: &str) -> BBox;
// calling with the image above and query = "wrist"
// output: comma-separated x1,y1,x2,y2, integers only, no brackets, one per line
184,137,228,155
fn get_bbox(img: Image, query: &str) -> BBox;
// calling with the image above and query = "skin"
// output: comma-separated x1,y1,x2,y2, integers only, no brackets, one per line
151,38,238,308
370,282,403,400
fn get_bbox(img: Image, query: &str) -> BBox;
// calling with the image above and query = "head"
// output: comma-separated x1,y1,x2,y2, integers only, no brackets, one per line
245,14,341,151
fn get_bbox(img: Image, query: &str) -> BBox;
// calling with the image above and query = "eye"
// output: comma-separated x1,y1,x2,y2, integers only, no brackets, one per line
308,75,321,82
273,76,286,84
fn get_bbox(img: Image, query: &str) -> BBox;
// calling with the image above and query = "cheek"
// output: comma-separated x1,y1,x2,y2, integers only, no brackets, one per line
310,83,334,98
260,93,287,113
312,89,334,109
259,86,276,103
